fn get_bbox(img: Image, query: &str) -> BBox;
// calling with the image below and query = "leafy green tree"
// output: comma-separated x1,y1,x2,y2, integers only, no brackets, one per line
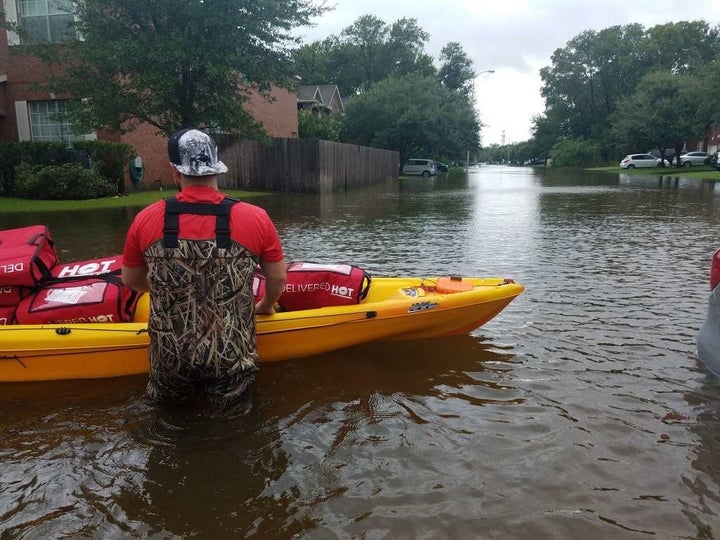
23,0,326,136
538,21,720,160
549,138,601,167
383,18,435,79
644,21,720,74
611,71,704,164
438,42,475,95
694,58,720,127
342,74,479,165
292,14,435,96
297,110,343,141
540,24,648,142
531,111,563,157
340,14,389,91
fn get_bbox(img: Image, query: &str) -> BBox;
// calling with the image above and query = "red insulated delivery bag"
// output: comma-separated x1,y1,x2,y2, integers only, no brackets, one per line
278,262,371,311
0,305,15,325
14,274,141,325
711,247,720,291
0,225,58,287
0,285,31,307
253,271,266,304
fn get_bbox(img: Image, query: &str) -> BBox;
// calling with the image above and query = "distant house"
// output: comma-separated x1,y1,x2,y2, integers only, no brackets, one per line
702,128,720,154
297,85,345,116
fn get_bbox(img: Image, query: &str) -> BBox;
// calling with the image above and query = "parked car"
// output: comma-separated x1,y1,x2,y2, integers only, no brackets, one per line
402,159,437,177
711,152,720,171
434,161,449,173
678,151,711,167
619,154,665,169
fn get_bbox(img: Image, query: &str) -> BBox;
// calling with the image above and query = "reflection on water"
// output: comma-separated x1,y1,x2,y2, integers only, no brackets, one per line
1,165,720,537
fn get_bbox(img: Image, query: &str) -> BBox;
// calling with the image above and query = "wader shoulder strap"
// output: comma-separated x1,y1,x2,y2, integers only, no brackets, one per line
163,196,237,249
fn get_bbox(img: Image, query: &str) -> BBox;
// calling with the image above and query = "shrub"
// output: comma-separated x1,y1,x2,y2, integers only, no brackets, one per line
549,138,602,167
0,140,134,196
14,163,117,200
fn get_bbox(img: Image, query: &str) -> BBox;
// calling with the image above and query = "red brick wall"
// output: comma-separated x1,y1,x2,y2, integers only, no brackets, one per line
120,123,173,188
120,86,299,188
245,85,299,138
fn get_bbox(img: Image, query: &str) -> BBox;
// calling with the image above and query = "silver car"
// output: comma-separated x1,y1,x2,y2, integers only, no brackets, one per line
402,159,437,177
678,151,710,166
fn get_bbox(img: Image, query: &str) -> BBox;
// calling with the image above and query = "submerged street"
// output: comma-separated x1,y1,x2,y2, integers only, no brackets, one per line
1,165,719,537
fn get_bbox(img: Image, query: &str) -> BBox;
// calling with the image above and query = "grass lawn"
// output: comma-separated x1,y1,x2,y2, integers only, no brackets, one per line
0,188,269,213
588,165,720,180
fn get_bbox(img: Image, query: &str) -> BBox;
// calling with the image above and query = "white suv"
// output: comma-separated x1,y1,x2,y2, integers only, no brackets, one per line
402,159,437,177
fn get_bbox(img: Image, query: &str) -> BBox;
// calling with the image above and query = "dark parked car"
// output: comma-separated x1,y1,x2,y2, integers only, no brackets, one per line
711,152,720,171
434,161,449,172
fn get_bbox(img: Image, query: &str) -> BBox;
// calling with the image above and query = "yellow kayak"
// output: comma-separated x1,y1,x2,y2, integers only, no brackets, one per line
0,276,524,382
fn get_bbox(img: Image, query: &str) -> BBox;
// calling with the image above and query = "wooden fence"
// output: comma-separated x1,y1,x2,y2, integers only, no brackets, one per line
216,137,399,193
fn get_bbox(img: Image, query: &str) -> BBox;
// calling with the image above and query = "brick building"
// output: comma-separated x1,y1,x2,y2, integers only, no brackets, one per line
0,1,299,188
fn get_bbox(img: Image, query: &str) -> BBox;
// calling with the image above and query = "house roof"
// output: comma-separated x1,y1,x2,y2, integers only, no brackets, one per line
297,85,344,113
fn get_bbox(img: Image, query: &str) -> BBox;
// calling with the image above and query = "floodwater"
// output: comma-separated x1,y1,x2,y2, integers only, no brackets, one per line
1,165,720,538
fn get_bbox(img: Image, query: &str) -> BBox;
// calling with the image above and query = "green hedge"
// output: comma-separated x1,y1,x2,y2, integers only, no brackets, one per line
0,140,134,197
14,163,118,200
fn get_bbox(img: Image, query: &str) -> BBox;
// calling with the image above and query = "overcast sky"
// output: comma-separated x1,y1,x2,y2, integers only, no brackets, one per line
295,0,720,146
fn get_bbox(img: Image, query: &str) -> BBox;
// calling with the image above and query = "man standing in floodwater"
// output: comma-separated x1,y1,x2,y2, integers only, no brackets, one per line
122,128,286,405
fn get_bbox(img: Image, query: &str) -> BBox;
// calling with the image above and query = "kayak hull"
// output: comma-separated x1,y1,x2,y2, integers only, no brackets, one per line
0,276,524,382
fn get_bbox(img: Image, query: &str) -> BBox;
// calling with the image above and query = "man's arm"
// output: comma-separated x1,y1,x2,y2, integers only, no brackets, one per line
255,260,286,315
122,266,151,293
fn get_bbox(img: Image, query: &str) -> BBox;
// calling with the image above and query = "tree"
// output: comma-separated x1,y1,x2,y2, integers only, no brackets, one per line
384,18,435,79
549,138,601,167
438,42,475,95
25,0,326,136
611,71,704,164
540,24,649,142
645,20,720,74
342,74,480,165
297,110,343,141
538,21,720,162
292,14,435,97
694,58,720,128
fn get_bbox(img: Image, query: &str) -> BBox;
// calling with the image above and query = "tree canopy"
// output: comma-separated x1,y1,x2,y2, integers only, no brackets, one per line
438,42,476,95
611,71,704,163
27,0,326,136
342,74,480,164
534,20,720,164
293,14,435,97
292,15,482,161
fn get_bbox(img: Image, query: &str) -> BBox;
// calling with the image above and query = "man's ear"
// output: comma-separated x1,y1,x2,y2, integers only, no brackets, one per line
170,165,182,191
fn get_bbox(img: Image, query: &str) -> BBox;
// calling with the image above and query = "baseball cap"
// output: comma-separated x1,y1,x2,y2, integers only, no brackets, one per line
168,128,228,176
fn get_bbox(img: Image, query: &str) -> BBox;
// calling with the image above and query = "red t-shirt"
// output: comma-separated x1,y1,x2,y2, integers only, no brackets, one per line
122,185,284,268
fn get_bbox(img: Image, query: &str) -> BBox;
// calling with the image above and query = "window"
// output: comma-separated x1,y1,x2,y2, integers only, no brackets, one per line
17,0,75,44
28,101,84,142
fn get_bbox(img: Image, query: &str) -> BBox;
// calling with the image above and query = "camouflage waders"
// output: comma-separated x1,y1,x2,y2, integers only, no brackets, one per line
143,197,259,404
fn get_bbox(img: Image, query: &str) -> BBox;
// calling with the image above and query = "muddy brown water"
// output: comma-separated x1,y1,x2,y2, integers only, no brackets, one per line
1,166,720,538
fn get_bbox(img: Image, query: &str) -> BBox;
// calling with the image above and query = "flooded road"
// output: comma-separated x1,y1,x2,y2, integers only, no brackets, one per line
1,165,720,538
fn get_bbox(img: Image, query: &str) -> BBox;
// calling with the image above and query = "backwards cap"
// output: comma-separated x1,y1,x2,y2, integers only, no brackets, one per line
168,128,228,176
